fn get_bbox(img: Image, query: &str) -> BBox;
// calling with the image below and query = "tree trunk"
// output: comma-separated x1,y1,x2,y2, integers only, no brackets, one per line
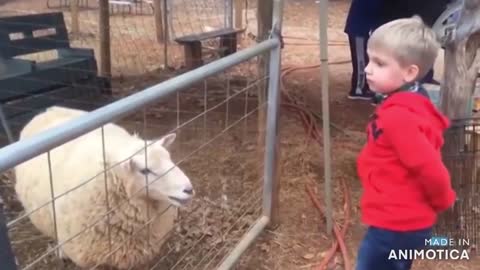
441,34,480,119
440,0,480,119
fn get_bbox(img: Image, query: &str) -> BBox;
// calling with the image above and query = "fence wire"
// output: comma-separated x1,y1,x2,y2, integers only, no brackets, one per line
435,118,480,254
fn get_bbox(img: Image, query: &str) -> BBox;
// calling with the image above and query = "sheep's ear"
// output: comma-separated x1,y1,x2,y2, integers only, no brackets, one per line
157,133,176,149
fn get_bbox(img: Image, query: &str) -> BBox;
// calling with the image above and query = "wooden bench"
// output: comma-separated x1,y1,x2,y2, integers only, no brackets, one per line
0,12,111,144
175,28,245,70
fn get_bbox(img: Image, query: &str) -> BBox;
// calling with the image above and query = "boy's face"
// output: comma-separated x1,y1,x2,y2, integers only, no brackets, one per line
364,48,419,94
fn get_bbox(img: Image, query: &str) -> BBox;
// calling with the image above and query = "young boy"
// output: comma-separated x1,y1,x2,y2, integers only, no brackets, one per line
355,16,456,270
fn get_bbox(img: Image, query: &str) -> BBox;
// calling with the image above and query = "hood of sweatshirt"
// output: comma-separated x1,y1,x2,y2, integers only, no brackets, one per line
377,86,450,136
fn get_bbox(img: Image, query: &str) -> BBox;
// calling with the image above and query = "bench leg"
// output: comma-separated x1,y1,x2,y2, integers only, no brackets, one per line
220,33,238,57
184,41,203,69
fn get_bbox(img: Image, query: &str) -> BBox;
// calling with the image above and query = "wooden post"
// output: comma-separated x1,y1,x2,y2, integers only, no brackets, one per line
163,0,169,68
440,0,480,119
99,0,111,77
153,0,164,42
70,0,80,35
234,0,243,29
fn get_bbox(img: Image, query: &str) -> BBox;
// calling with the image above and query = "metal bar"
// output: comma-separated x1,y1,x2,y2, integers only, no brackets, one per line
0,38,280,173
0,201,17,270
262,0,284,224
262,40,281,220
216,215,269,270
319,0,333,235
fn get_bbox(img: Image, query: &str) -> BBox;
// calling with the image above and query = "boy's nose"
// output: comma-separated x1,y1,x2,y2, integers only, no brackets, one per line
364,64,371,74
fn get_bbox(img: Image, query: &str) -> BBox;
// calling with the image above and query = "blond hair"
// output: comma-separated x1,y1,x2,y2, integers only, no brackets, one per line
368,15,440,79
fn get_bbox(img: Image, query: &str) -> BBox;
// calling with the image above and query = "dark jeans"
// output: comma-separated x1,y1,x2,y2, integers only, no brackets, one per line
355,226,432,270
348,34,370,96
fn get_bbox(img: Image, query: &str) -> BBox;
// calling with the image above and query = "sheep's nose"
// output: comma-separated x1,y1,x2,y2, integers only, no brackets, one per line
183,188,194,195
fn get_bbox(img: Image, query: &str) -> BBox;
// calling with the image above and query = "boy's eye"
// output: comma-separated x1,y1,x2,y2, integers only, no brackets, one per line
374,60,385,67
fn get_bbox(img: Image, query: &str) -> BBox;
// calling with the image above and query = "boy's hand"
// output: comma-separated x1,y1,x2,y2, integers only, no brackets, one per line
435,197,458,213
449,197,460,211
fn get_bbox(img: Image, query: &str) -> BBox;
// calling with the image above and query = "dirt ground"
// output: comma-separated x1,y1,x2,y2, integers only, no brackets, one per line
0,0,479,270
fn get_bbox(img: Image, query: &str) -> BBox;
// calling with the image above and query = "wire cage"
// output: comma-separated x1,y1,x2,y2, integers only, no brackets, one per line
435,117,480,252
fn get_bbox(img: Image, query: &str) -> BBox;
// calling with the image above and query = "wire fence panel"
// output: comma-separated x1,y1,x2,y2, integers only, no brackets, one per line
0,0,250,77
0,32,282,270
435,118,480,253
167,0,229,39
0,0,260,148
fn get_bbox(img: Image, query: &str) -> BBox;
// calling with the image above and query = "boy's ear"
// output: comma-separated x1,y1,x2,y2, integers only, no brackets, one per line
404,64,420,83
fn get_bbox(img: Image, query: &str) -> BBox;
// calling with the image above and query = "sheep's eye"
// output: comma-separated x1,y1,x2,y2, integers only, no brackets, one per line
139,168,152,175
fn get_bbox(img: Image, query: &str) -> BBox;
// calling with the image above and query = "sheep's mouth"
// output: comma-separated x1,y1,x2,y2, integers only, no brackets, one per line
168,196,190,205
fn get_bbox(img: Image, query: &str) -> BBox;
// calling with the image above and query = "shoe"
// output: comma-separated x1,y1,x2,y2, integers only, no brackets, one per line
422,78,441,85
348,91,375,100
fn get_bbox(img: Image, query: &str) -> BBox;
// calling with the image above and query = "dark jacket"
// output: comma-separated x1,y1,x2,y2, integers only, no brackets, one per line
345,0,450,37
379,0,450,27
344,0,384,36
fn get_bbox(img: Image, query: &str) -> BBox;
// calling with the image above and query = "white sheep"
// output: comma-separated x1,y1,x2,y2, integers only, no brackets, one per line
14,106,194,269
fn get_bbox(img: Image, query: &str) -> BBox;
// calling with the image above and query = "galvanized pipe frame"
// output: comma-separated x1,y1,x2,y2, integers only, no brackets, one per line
0,2,284,268
217,1,285,268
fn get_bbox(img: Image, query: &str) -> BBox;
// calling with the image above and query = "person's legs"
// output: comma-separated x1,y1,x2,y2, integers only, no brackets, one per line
420,69,440,85
348,35,374,100
355,226,432,270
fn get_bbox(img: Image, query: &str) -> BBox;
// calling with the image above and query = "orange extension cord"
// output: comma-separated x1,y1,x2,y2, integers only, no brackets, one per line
279,57,353,270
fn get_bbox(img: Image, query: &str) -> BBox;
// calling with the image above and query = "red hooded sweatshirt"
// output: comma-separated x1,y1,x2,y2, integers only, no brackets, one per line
357,90,456,231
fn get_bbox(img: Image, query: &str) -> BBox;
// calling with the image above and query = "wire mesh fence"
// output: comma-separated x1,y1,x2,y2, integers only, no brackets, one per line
435,118,480,253
0,0,260,144
0,34,282,270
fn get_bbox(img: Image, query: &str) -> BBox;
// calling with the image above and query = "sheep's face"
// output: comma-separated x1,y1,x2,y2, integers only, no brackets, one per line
121,133,194,207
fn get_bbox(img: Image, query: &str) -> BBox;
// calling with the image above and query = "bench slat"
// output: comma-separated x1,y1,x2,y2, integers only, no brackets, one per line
0,12,69,58
1,35,70,58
